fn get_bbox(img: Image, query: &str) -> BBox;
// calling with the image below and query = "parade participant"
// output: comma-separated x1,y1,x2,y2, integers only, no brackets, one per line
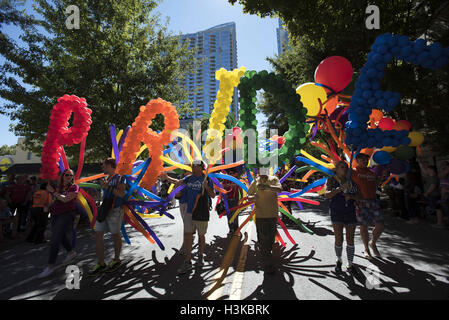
352,153,387,259
7,176,32,232
175,170,191,254
247,167,282,275
26,182,52,244
161,160,215,274
38,169,79,278
88,158,126,276
404,172,422,224
221,169,241,234
0,198,18,241
325,161,360,274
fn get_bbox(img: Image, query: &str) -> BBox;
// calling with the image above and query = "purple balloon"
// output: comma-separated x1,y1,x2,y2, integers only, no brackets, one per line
387,159,410,175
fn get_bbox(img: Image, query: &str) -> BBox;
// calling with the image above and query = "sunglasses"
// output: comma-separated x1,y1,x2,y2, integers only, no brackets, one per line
64,174,74,177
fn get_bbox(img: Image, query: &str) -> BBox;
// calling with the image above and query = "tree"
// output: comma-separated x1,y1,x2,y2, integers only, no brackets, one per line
231,0,449,153
0,144,16,155
0,0,197,162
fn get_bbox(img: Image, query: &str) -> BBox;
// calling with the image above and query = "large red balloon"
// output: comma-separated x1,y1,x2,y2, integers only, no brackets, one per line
314,56,353,93
378,117,395,131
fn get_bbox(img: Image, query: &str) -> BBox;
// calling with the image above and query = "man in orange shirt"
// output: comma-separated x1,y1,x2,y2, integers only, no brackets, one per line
352,153,388,259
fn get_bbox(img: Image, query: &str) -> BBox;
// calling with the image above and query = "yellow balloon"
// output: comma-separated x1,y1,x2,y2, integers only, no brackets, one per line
381,146,397,153
409,131,424,147
296,83,327,117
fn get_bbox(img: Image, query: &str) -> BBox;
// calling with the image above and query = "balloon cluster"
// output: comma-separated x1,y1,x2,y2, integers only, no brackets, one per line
370,117,425,175
237,70,309,167
346,33,449,149
117,99,179,190
41,95,92,180
205,67,246,162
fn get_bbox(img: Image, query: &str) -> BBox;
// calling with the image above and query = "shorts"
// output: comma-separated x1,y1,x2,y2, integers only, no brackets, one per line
181,211,208,236
330,208,357,226
357,199,384,225
95,207,124,234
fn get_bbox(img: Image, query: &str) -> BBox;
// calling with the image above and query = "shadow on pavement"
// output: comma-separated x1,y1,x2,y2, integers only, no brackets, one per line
52,234,240,300
243,244,335,300
309,255,449,300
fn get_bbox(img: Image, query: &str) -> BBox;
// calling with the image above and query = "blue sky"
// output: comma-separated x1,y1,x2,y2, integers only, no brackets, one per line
0,0,279,146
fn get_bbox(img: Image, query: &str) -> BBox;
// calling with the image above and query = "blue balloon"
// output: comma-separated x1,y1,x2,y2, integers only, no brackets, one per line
429,43,443,59
391,46,401,55
371,82,379,90
383,53,393,63
400,46,412,57
398,35,410,47
373,53,383,63
418,51,430,64
373,151,392,165
413,38,426,53
384,91,393,99
367,68,377,78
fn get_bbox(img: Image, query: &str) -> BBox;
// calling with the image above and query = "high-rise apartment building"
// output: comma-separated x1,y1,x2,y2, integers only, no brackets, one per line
276,19,290,55
178,22,238,128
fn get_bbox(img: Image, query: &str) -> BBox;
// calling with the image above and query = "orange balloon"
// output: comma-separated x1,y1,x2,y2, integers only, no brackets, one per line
324,95,338,115
361,148,374,157
392,121,409,131
370,109,383,123
117,99,179,190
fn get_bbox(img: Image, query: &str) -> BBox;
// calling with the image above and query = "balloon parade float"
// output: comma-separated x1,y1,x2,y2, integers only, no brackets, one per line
39,33,448,250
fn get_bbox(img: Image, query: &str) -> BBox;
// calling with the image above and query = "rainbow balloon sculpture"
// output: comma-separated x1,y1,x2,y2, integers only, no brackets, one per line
40,33,449,250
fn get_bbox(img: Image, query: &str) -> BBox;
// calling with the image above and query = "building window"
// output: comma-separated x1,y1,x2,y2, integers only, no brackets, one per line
27,152,32,160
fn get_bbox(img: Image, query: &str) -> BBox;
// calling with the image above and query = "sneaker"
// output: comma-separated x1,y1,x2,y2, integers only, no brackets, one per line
38,266,55,279
62,251,77,264
105,260,122,273
177,260,193,275
88,263,107,277
335,260,342,273
347,264,358,275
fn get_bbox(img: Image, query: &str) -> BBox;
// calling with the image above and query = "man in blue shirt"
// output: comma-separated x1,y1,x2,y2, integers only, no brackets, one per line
162,160,215,274
89,158,126,276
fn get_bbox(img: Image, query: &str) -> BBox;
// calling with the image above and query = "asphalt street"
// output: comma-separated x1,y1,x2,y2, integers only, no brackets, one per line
0,194,448,300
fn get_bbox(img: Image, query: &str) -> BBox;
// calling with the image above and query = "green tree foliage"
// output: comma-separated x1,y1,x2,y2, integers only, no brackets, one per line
230,0,449,153
0,0,197,162
0,144,16,156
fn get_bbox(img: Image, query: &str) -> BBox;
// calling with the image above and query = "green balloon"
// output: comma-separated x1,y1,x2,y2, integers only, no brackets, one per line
394,145,415,160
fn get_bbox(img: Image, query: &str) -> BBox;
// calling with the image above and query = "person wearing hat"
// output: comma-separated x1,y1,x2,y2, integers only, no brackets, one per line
161,160,215,274
247,167,282,274
352,152,388,259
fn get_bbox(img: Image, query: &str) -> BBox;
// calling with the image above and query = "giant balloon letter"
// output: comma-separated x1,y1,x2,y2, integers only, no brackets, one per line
117,98,179,190
204,67,246,163
346,34,449,150
41,95,92,180
237,70,310,167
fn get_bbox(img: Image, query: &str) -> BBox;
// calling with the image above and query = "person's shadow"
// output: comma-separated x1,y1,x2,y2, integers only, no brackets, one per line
243,244,335,300
53,235,237,300
309,255,449,300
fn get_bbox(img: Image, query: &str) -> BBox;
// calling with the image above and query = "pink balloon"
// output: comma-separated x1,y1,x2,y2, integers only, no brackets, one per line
378,117,395,131
314,56,353,93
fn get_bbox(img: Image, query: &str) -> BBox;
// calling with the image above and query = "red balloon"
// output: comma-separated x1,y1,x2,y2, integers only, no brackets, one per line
378,117,395,131
278,136,285,145
314,56,353,93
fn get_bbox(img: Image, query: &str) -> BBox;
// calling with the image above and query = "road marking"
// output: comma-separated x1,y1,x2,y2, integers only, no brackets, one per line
228,222,253,300
206,222,253,300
